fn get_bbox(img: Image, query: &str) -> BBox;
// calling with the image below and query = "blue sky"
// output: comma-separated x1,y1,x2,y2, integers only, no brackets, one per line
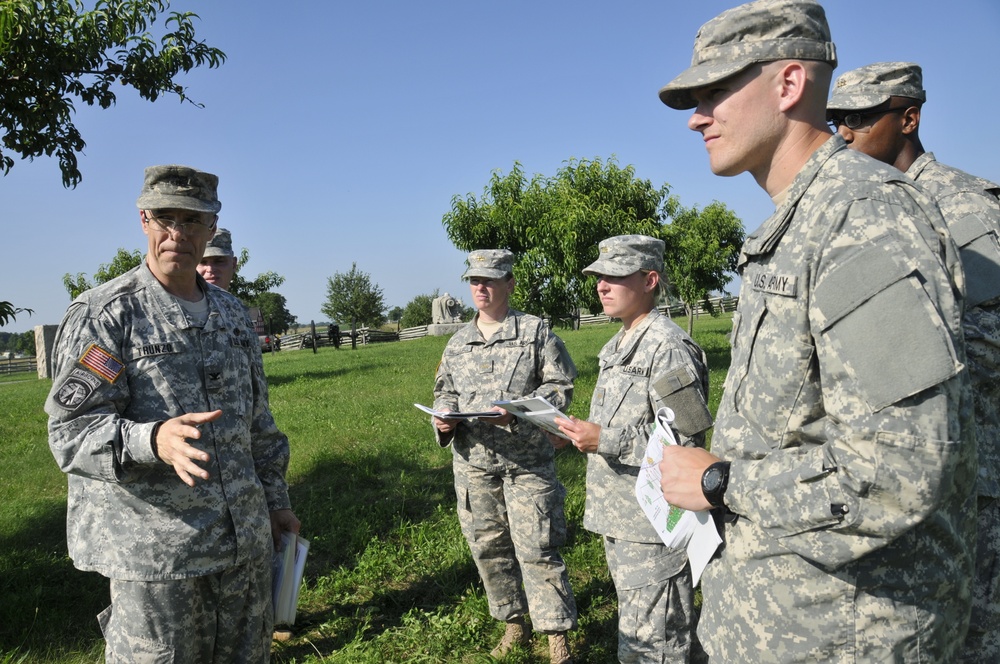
3,0,998,334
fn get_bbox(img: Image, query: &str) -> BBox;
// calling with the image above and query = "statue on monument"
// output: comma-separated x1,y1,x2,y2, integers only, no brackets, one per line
431,292,464,324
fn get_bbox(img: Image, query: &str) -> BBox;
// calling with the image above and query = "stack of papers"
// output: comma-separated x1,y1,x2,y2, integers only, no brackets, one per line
492,396,570,438
414,404,501,419
635,407,722,585
272,532,310,626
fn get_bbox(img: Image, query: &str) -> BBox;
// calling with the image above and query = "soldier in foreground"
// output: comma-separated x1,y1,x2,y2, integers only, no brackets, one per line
828,61,1000,660
554,235,712,662
46,165,299,663
197,226,238,291
432,249,577,664
656,1,976,661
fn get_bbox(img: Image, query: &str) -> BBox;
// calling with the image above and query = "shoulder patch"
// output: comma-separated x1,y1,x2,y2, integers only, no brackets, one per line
78,344,124,383
53,368,102,410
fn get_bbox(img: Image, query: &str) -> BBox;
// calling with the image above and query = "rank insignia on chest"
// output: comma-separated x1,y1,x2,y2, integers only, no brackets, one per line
750,271,797,297
477,361,494,373
78,344,124,383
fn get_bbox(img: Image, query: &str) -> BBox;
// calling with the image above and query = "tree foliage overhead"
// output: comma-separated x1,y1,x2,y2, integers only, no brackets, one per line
662,201,745,334
0,300,32,326
321,263,386,329
62,247,143,299
443,157,675,321
0,0,226,187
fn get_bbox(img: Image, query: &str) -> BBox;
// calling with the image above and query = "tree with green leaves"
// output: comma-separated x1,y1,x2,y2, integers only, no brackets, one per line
321,263,386,330
443,157,674,321
62,247,143,299
0,0,226,187
661,201,745,334
387,306,404,323
399,291,437,329
251,291,295,335
230,248,284,305
0,300,31,326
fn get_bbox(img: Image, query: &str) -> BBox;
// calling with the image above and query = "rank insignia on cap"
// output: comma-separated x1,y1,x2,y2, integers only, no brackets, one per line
79,344,124,383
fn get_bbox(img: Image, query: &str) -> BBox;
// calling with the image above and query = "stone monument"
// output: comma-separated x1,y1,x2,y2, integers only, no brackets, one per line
428,292,465,336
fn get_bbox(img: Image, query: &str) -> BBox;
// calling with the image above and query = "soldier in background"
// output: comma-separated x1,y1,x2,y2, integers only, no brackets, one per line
656,1,976,661
432,249,577,664
197,227,238,291
828,61,1000,660
45,165,299,662
554,235,712,663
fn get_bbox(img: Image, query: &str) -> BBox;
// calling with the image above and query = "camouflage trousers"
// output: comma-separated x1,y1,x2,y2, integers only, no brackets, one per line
604,537,694,663
454,461,577,632
961,496,1000,662
100,553,272,663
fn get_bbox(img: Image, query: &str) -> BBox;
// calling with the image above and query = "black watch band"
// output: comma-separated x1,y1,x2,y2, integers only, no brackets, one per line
701,461,731,508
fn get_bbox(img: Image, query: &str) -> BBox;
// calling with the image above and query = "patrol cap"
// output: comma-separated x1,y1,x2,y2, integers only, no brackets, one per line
135,164,222,214
827,62,926,113
462,249,515,280
659,0,837,110
582,235,665,277
202,228,234,258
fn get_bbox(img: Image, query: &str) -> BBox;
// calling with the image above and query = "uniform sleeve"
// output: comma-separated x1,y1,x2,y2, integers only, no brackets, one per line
245,313,292,511
528,324,577,412
45,303,159,483
432,348,460,446
597,343,710,465
724,199,970,568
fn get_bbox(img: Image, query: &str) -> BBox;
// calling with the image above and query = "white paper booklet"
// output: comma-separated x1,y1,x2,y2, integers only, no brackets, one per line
413,403,502,419
636,407,722,585
272,532,310,625
492,396,570,438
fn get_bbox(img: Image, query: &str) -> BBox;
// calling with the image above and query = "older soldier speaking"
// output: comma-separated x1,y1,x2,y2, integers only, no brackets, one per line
657,1,976,661
432,249,577,664
46,165,299,663
828,61,1000,661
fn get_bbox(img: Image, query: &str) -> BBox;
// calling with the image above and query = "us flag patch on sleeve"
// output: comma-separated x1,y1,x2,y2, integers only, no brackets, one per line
79,344,124,383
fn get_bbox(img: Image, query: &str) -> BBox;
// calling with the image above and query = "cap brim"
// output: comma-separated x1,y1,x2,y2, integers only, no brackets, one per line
826,90,888,113
462,268,508,280
659,59,755,110
582,260,639,277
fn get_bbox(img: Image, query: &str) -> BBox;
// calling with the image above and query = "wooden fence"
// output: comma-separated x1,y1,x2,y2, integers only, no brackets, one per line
0,356,37,376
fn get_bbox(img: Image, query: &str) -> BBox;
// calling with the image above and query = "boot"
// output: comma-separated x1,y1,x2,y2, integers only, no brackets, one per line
490,617,531,658
548,631,573,664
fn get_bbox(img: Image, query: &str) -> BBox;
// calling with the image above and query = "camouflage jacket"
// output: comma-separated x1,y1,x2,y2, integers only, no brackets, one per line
433,309,576,471
583,308,712,547
700,135,977,661
45,262,291,581
908,152,1000,498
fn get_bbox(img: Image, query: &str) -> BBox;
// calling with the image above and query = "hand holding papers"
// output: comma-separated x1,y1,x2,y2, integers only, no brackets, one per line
414,403,502,419
636,407,721,585
491,396,570,438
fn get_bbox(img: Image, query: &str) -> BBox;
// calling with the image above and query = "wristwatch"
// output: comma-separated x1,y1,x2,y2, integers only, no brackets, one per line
701,461,731,508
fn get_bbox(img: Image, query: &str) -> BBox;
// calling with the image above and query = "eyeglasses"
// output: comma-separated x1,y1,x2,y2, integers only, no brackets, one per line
828,105,909,131
143,211,217,237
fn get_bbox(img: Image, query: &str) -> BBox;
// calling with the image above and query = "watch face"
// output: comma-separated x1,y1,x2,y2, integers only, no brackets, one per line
703,467,722,492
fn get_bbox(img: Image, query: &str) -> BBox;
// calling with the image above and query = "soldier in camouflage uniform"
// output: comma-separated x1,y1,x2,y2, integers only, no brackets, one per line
45,165,299,663
197,227,238,291
432,249,578,664
828,62,1000,661
554,235,713,663
657,1,977,661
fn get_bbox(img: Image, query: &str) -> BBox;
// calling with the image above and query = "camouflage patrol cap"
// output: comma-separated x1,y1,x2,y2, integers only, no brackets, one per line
135,164,222,214
659,0,837,110
202,228,234,258
583,235,665,277
827,62,926,113
462,249,515,280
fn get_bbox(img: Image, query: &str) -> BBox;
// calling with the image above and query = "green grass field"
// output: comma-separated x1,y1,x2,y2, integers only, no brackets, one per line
0,315,731,663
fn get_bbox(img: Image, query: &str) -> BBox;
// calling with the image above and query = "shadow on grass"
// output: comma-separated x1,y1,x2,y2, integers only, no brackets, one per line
0,500,107,657
266,366,357,389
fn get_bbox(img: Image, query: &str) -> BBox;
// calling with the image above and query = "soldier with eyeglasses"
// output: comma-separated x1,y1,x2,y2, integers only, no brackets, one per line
829,62,1000,661
45,164,299,663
